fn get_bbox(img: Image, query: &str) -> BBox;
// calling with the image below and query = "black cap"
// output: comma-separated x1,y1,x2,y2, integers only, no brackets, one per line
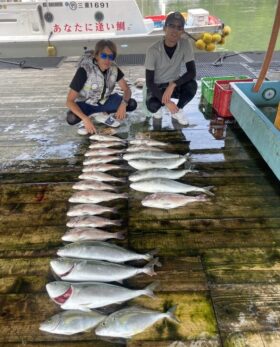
165,12,185,28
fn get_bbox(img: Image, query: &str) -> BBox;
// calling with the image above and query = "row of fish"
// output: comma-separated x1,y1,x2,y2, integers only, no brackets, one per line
40,134,177,338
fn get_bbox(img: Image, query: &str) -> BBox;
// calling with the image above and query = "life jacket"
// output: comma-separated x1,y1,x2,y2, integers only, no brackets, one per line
76,53,118,105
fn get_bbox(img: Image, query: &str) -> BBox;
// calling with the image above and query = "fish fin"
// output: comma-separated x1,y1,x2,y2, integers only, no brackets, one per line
166,305,180,323
148,249,158,257
144,281,160,298
116,231,126,240
203,186,215,197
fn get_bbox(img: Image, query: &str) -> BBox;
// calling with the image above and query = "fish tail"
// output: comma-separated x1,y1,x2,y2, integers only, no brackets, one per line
113,220,122,226
117,177,126,183
115,231,126,240
120,193,129,199
110,207,118,213
146,248,158,260
142,257,161,276
143,281,159,298
202,186,215,196
166,305,180,323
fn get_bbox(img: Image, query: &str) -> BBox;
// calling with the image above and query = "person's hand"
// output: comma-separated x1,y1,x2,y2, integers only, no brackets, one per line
162,82,176,105
165,101,179,114
115,103,126,120
83,117,97,134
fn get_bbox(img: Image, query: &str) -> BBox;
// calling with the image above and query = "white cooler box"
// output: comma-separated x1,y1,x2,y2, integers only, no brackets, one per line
187,8,209,26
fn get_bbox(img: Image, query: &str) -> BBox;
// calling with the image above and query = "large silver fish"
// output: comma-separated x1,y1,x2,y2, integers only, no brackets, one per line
50,257,161,282
39,310,106,335
67,204,117,217
128,157,186,170
62,228,125,242
90,134,125,143
66,216,121,228
89,141,125,149
126,145,164,153
69,191,128,204
95,305,178,338
79,171,125,183
131,178,214,196
82,163,123,173
57,241,155,263
129,139,167,147
72,180,116,192
46,281,157,310
129,168,190,182
123,151,183,161
85,148,124,157
83,156,120,165
142,193,208,209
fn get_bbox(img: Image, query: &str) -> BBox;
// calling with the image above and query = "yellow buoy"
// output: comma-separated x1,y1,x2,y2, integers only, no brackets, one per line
195,39,206,50
212,33,222,43
47,44,57,57
223,25,231,36
218,37,226,45
202,32,213,44
205,43,216,51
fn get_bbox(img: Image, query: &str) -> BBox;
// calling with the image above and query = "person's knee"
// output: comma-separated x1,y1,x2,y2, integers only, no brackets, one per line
146,98,161,113
189,79,198,97
66,110,80,125
127,98,137,112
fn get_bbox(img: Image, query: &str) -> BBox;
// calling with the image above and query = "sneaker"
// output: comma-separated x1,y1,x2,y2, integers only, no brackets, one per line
95,113,120,128
172,109,189,126
153,109,163,119
77,127,88,135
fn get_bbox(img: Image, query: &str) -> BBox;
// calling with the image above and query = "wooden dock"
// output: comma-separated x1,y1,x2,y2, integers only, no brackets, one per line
0,57,280,347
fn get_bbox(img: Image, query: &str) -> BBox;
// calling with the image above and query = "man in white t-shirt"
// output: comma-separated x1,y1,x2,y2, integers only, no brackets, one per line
145,12,197,125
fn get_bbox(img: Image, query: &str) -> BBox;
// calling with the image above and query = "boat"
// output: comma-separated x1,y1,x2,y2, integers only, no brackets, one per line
0,0,224,58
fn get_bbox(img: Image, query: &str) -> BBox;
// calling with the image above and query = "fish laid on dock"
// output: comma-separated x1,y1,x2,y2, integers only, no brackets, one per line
57,241,156,263
129,168,191,182
79,171,125,182
62,228,125,242
142,193,209,209
66,216,121,228
84,148,124,157
69,191,128,203
129,139,167,147
95,305,178,338
128,157,186,170
90,134,125,143
83,156,120,165
131,178,214,196
39,310,106,335
72,180,117,192
82,163,124,172
89,141,126,149
123,151,183,161
67,204,117,217
126,145,164,153
46,281,157,310
50,257,161,282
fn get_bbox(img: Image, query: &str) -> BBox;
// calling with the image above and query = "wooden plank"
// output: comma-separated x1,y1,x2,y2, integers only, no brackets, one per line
223,331,280,347
128,339,221,347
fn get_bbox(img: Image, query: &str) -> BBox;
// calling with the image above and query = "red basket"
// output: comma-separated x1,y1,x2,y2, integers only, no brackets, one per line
213,79,253,118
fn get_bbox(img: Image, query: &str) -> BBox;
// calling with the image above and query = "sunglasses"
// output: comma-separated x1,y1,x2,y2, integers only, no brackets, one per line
100,52,115,61
166,23,184,31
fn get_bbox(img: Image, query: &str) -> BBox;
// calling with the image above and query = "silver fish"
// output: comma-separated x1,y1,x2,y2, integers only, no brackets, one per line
142,193,208,209
46,281,157,310
129,168,190,182
57,241,155,263
66,216,121,228
82,163,123,172
123,151,182,161
69,191,128,204
90,134,125,143
62,228,125,242
126,145,164,153
129,139,167,147
50,257,161,282
85,148,124,157
95,305,178,338
72,180,116,191
128,157,186,170
83,156,120,165
67,204,117,217
89,141,125,149
79,171,125,183
131,178,214,196
39,310,106,335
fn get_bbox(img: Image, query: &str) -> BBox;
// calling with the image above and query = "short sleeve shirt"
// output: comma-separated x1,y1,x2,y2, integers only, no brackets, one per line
70,65,124,92
145,37,194,84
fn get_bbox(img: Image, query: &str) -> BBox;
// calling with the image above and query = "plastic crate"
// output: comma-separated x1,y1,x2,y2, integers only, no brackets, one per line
201,75,249,105
213,79,253,117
